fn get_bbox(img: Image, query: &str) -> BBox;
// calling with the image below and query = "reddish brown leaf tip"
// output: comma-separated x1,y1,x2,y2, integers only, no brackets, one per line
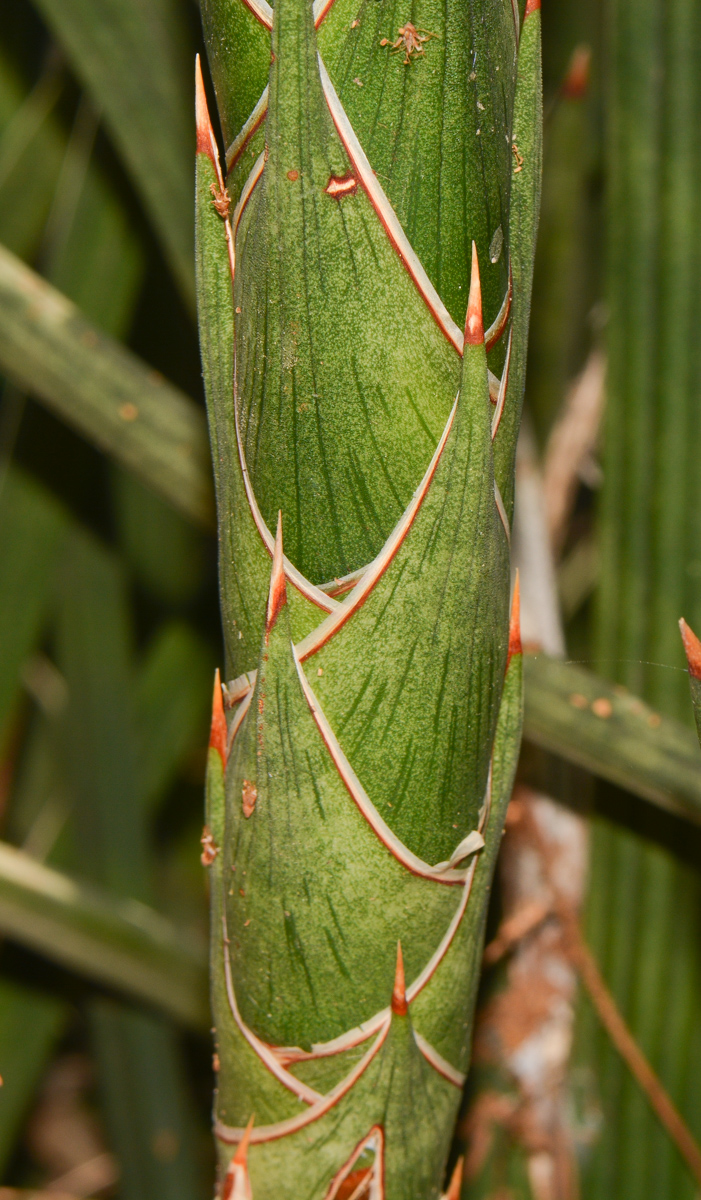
680,618,701,681
195,55,220,170
442,1157,464,1200
464,242,484,346
524,0,540,16
210,668,228,767
507,572,522,668
562,45,591,99
266,513,287,633
391,942,408,1015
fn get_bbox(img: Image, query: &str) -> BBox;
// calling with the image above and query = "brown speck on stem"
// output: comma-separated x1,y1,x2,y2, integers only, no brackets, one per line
287,169,299,181
512,143,524,173
200,825,219,866
118,402,138,422
210,181,231,218
382,22,437,64
212,1053,220,1072
569,692,588,709
591,697,612,719
242,779,257,817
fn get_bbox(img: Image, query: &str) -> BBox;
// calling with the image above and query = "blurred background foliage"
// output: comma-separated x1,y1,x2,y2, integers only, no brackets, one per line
0,0,700,1197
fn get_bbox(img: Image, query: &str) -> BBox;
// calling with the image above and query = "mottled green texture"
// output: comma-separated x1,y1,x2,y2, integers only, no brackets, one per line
236,0,458,580
197,0,539,1191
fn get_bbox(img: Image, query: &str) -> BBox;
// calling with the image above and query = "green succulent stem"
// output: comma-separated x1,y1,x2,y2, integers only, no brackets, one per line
196,0,541,1191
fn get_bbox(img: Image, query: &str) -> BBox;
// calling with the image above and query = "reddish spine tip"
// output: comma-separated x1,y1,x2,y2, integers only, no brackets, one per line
234,1115,255,1166
266,513,287,633
507,572,522,668
464,242,484,346
391,942,408,1015
524,0,541,17
209,668,228,767
561,45,591,99
680,618,701,682
195,55,220,172
443,1157,464,1200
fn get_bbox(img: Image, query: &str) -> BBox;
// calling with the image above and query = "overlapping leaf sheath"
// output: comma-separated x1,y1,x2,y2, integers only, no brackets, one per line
195,0,540,1191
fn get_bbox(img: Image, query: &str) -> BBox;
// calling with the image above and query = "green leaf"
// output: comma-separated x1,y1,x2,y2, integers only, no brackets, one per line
0,467,68,759
90,1000,205,1200
0,48,66,260
32,0,196,308
0,838,207,1028
0,243,213,527
53,528,208,1200
135,621,212,817
0,980,68,1176
523,653,701,825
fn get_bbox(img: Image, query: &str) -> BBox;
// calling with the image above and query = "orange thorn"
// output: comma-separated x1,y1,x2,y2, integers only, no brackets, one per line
221,1116,254,1200
195,55,221,175
524,0,540,17
442,1157,464,1200
680,618,701,682
210,668,228,767
464,242,484,346
507,571,521,668
562,45,591,100
265,513,287,633
234,1115,255,1166
391,942,408,1015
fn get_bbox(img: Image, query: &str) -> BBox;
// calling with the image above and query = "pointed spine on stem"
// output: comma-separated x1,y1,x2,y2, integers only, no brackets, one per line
391,942,408,1016
221,1116,254,1200
210,668,228,768
464,242,484,347
680,618,701,681
266,513,287,635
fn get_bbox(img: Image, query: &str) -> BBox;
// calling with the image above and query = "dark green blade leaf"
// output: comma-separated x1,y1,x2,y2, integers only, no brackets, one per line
90,1000,204,1200
0,467,68,759
135,622,212,817
0,838,207,1028
0,47,66,260
0,981,68,1176
32,0,196,307
54,529,208,1199
0,244,213,527
523,653,701,825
